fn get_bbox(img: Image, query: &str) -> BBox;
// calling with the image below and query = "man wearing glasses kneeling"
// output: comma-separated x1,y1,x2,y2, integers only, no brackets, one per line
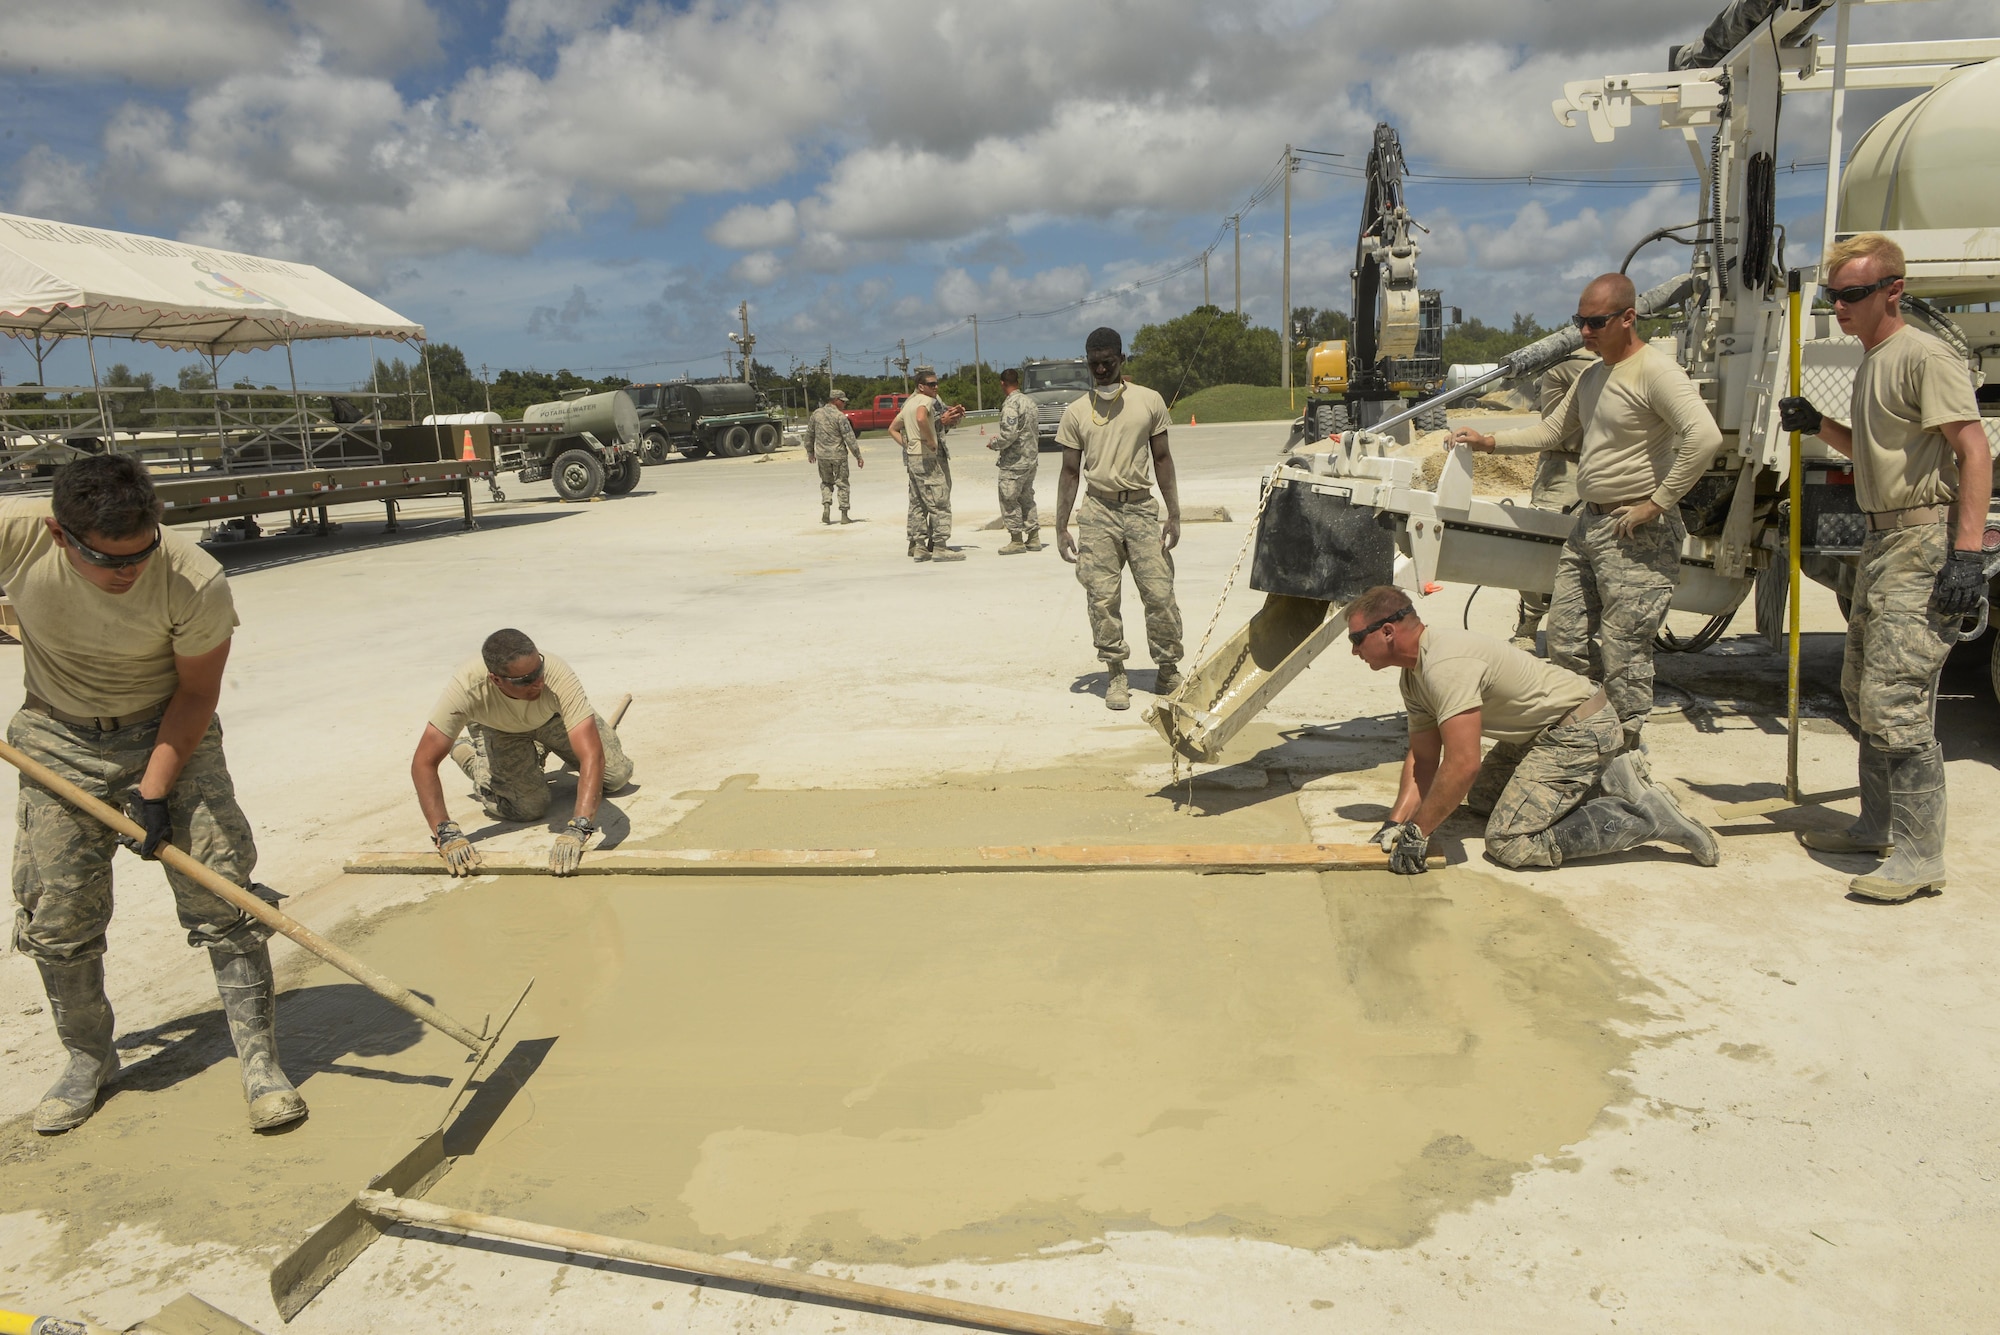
1346,585,1717,875
411,629,634,877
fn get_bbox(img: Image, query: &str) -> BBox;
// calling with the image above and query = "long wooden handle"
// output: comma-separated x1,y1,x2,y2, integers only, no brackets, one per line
0,737,486,1053
354,1193,1138,1335
607,693,633,730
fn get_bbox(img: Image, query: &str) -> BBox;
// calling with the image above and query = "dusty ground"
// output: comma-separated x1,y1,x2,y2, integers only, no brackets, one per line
2,420,1997,1332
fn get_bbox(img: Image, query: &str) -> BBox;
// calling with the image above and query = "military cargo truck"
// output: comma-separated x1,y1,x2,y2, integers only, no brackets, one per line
625,380,784,461
1020,358,1092,447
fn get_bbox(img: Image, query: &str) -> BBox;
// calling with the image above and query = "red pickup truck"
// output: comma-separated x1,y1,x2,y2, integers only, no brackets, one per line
843,393,909,432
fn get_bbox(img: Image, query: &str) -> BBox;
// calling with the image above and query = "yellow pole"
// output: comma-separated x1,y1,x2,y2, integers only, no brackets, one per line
1785,271,1804,803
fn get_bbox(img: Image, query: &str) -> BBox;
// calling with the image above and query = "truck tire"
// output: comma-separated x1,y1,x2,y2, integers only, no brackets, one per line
714,424,752,458
551,448,605,501
751,422,780,453
1313,401,1350,438
679,441,710,460
641,428,670,465
602,455,643,495
1415,403,1449,433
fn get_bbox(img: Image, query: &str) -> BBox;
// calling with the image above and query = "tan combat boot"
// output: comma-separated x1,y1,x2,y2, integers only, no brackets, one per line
998,534,1027,555
1025,527,1044,551
1105,665,1130,711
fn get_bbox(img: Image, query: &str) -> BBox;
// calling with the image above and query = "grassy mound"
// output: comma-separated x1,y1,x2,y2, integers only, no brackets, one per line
1159,384,1303,425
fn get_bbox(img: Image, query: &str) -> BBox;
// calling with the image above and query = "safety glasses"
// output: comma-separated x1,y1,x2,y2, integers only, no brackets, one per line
60,524,162,571
1571,310,1630,332
495,656,545,687
1348,606,1411,647
1825,274,1902,305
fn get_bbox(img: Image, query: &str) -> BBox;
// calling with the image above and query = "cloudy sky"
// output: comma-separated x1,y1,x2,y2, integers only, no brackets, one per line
0,0,1979,390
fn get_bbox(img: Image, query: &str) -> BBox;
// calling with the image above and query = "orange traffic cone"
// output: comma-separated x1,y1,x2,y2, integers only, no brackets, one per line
460,429,477,462
1189,414,1198,426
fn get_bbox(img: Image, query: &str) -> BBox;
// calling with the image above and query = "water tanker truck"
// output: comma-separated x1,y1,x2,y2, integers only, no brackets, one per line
498,390,644,500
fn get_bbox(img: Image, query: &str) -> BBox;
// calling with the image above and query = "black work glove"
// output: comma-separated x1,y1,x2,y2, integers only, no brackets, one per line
1931,549,1989,619
1777,396,1822,436
124,793,172,860
1386,822,1431,875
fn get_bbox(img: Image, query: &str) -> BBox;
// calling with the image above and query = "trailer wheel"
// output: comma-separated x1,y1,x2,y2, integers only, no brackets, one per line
602,455,643,495
641,428,671,465
551,448,605,501
751,422,780,453
714,424,753,457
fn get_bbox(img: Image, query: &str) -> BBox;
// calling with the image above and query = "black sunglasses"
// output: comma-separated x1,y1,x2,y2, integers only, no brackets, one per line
495,656,546,687
61,524,162,571
1571,309,1630,331
1348,606,1411,646
1825,274,1902,305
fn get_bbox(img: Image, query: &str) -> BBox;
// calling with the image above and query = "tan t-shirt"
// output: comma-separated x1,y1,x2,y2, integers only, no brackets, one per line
1529,352,1596,509
1847,324,1983,513
427,652,595,740
1400,624,1595,745
0,499,237,717
892,393,936,458
1055,383,1172,492
1496,343,1721,508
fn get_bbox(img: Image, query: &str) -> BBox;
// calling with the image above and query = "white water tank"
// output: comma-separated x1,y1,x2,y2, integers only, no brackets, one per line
422,411,503,425
1838,59,2000,235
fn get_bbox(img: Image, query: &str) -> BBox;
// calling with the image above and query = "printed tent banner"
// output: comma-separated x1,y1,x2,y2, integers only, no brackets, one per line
0,211,423,352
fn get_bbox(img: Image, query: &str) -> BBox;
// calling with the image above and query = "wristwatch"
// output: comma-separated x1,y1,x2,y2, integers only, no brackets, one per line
565,817,597,837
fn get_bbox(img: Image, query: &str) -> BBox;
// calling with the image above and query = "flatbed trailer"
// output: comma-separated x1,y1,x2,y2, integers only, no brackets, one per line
154,457,492,534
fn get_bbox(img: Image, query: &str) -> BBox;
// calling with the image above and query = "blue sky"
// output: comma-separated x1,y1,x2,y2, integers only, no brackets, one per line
0,0,1981,392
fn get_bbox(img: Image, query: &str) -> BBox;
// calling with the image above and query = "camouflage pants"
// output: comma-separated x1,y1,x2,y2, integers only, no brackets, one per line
905,449,952,550
10,708,267,963
1481,706,1623,869
1548,507,1685,734
816,455,851,510
1842,524,1953,754
997,464,1039,535
1076,492,1183,666
461,713,635,823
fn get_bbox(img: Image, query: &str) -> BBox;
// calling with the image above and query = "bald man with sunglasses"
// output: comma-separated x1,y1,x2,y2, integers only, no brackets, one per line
412,628,634,877
0,454,305,1134
1451,273,1722,773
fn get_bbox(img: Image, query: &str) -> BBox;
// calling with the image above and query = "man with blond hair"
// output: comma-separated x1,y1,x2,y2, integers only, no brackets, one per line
1345,585,1717,874
1452,273,1722,768
1779,232,1989,902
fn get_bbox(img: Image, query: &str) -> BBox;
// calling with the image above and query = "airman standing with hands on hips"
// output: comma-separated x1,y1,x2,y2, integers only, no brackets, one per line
1778,232,1991,902
1451,273,1722,774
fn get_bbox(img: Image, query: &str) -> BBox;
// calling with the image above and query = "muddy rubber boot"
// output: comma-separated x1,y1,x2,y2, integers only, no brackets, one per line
1105,665,1131,711
1025,527,1043,551
1153,662,1184,694
931,547,966,562
1548,797,1654,866
32,956,119,1133
910,541,931,562
1801,736,1894,856
820,504,832,525
1619,723,1653,784
1598,752,1719,865
998,534,1027,555
211,944,308,1131
1850,744,1947,902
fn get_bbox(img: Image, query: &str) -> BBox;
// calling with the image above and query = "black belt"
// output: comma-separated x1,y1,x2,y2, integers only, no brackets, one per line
1087,486,1153,505
1585,498,1652,515
23,693,170,732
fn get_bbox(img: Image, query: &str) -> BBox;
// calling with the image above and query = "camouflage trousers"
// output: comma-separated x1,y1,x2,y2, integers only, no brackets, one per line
1471,705,1623,869
997,463,1039,535
10,707,267,963
1548,506,1685,736
905,449,952,550
1843,524,1953,754
459,712,635,823
1076,492,1183,666
816,455,851,510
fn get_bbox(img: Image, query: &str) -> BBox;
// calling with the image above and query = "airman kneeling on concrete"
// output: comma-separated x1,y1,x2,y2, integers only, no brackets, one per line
1346,586,1718,874
2,455,305,1133
412,630,633,877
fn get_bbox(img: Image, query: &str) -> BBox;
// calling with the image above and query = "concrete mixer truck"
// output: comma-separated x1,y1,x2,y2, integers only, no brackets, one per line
1150,0,2000,762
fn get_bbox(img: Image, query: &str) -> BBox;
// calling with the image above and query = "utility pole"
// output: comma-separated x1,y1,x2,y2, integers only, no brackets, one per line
894,339,910,393
1231,214,1242,315
728,301,756,385
971,314,982,411
479,362,491,414
1203,251,1210,308
1281,144,1294,390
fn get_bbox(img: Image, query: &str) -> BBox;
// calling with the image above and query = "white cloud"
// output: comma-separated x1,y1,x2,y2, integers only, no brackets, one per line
708,201,799,250
6,146,99,219
730,251,784,286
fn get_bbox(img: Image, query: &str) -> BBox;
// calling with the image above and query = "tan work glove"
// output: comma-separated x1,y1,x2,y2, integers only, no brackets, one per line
549,817,594,876
433,820,481,877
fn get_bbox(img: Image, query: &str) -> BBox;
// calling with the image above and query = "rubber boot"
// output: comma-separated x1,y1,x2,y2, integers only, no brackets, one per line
821,503,832,525
32,956,118,1133
1548,797,1654,866
1105,664,1130,711
1619,722,1652,784
998,533,1027,555
1850,744,1947,902
910,541,931,562
1153,662,1184,694
1025,527,1043,551
1801,736,1894,856
211,944,308,1131
1599,753,1720,866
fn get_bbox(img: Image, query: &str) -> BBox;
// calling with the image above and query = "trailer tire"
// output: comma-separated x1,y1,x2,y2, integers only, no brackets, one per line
714,425,752,458
551,448,605,501
751,422,780,453
603,455,643,495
